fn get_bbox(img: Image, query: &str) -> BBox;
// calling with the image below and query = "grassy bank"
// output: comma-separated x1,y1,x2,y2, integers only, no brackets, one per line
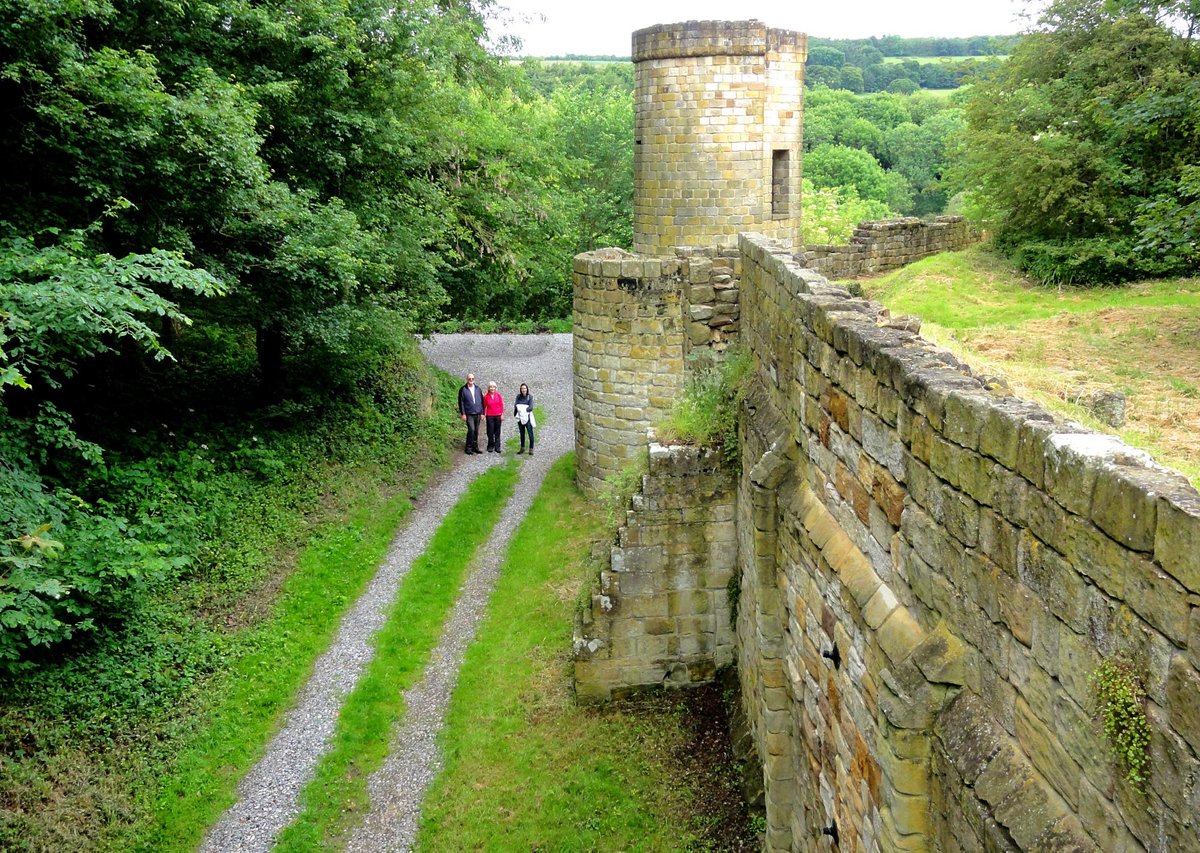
417,454,755,851
859,246,1200,486
0,333,460,851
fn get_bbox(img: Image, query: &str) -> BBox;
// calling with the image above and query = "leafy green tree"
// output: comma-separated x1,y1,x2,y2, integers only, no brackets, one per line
800,179,894,244
885,110,965,213
954,0,1200,281
808,46,846,67
856,93,913,129
839,118,887,160
806,65,843,88
806,143,912,210
839,65,866,93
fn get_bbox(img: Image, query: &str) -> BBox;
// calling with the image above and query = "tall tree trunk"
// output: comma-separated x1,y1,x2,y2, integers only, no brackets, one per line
256,323,284,402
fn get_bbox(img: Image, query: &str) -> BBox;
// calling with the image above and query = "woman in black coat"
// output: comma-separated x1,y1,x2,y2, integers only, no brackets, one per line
513,383,534,455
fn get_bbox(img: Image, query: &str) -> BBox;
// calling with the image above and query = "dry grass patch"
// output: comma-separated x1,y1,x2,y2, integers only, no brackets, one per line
861,247,1200,487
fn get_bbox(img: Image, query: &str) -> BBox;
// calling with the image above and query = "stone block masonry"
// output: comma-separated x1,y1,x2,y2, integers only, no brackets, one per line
572,237,1200,851
574,17,1198,852
573,440,738,702
573,246,744,497
735,232,1199,852
633,21,806,257
796,215,979,279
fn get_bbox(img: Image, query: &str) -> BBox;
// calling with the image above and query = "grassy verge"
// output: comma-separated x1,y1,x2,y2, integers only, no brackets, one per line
0,338,462,851
416,454,753,851
859,245,1200,486
275,457,520,850
131,482,417,851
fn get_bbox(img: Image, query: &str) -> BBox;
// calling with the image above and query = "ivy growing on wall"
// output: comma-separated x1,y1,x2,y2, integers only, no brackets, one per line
1089,658,1152,788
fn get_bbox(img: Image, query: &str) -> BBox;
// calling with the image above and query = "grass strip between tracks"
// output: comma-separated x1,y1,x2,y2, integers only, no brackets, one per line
274,456,520,851
416,453,734,851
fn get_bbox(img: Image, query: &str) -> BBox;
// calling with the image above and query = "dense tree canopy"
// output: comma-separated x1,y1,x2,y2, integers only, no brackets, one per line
954,0,1200,282
0,1,634,666
802,87,965,217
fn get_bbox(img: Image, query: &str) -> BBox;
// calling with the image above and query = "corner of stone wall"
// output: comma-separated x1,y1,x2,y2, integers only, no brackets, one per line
735,229,1200,852
573,438,738,702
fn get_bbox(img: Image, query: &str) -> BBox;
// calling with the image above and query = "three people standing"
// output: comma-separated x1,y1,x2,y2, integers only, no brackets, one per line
458,373,535,457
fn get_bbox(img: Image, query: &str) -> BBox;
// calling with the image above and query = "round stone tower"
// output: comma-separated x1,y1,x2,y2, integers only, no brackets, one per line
632,20,807,256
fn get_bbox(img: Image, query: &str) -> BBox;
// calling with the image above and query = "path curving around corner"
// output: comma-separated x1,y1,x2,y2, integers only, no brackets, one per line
200,333,573,853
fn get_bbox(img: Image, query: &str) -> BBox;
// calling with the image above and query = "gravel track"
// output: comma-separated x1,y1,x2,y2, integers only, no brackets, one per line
200,334,573,853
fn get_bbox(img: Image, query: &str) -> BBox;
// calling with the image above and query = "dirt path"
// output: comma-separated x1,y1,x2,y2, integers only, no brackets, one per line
200,334,574,852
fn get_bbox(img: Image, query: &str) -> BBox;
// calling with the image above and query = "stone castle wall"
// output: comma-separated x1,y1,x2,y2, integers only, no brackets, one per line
574,17,1197,850
733,233,1199,852
797,216,978,279
572,249,686,495
573,440,738,701
633,21,806,256
573,246,746,496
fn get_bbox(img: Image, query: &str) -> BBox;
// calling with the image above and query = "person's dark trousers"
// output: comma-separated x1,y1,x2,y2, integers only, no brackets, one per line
519,421,534,452
486,415,502,452
464,414,481,453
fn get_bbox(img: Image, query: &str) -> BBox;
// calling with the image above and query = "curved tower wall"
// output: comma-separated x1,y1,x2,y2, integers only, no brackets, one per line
572,250,686,496
632,20,807,256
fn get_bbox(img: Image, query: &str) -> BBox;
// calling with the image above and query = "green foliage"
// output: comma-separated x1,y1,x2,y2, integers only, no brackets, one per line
657,349,753,465
806,144,912,211
806,34,1011,94
1090,658,1152,787
0,220,220,392
953,0,1200,284
1,323,454,848
438,61,633,322
800,179,894,245
600,457,649,528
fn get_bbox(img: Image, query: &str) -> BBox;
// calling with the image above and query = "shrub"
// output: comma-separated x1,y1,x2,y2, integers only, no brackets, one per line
1007,237,1185,287
656,348,753,465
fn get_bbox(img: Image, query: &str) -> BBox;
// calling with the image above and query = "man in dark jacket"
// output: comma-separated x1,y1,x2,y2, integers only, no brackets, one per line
458,372,484,454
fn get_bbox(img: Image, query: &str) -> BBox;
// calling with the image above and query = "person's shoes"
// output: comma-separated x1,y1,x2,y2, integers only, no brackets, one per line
528,448,533,455
517,448,524,454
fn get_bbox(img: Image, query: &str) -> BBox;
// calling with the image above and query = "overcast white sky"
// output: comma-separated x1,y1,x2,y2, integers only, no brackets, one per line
486,1,1040,56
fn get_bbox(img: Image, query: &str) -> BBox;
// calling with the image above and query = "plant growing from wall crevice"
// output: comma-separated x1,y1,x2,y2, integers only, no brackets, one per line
599,457,649,529
1089,657,1151,788
656,347,753,465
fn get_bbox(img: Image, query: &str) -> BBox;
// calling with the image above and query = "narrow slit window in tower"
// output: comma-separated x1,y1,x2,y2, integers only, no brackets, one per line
771,149,790,217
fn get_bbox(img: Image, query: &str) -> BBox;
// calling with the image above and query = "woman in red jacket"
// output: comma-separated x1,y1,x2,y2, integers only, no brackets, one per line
483,381,505,453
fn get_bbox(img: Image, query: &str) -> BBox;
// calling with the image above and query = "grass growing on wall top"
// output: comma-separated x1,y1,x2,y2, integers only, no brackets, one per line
655,348,753,464
859,245,1200,486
